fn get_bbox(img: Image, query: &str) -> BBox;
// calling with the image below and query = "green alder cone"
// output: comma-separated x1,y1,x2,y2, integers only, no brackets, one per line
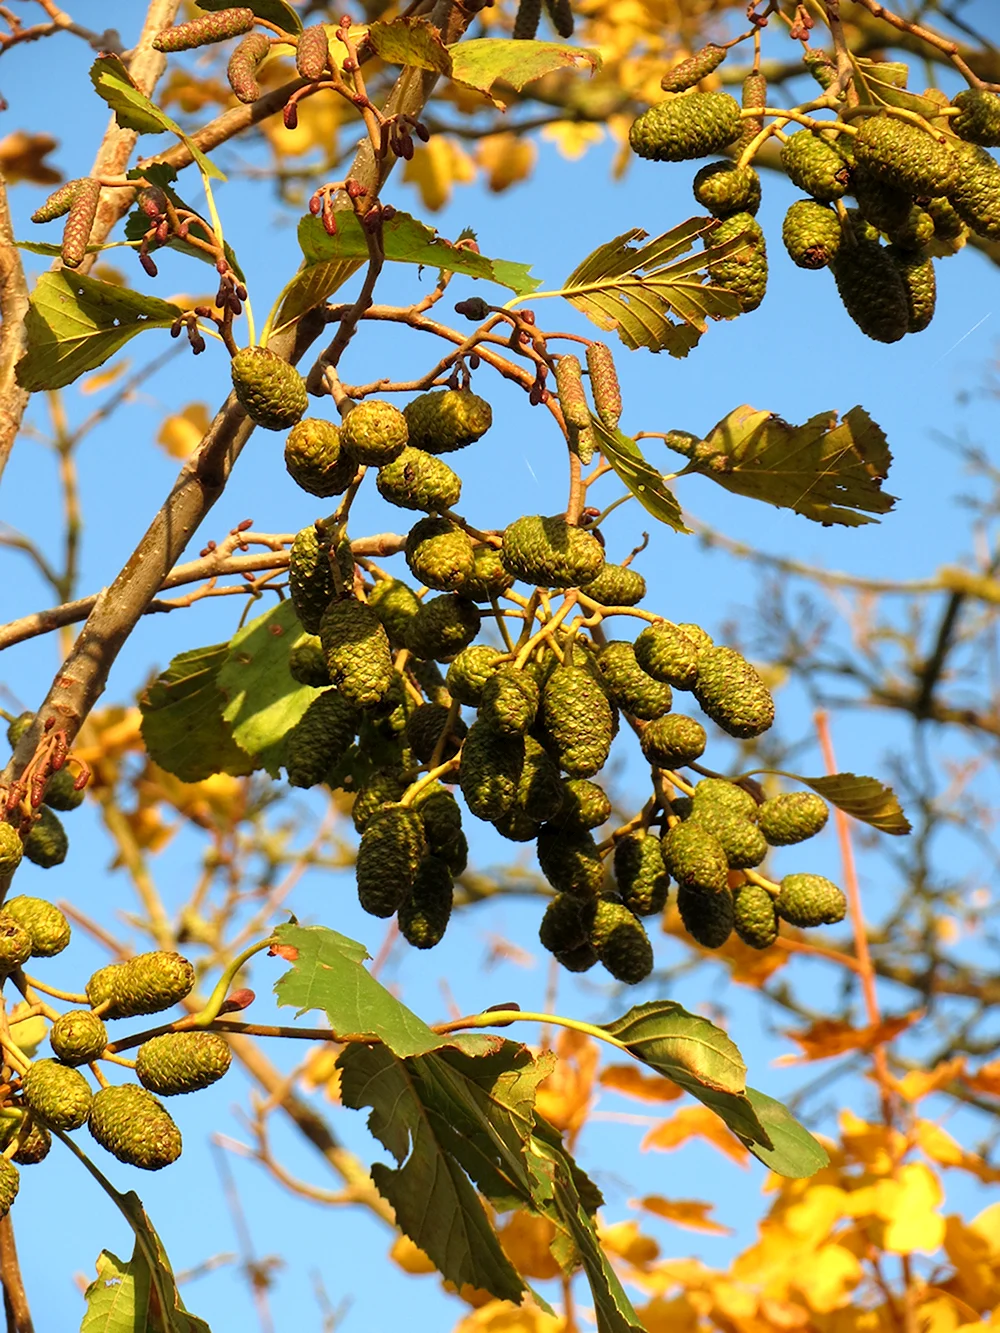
947,144,1000,242
516,736,565,824
538,893,588,954
677,884,734,948
136,1032,232,1096
782,199,842,269
356,805,426,917
588,896,654,983
478,666,540,736
708,212,768,312
660,821,728,893
758,792,829,846
802,48,837,91
831,237,910,344
285,689,358,788
153,8,255,51
23,807,67,868
952,89,1000,147
404,704,466,763
670,795,694,820
493,809,541,842
688,809,767,869
691,777,759,820
732,882,779,949
692,646,775,738
693,161,762,218
854,115,958,198
405,516,476,591
629,92,742,162
230,347,307,431
550,778,611,831
539,665,614,779
887,205,934,252
87,951,195,1020
536,825,605,897
288,526,349,634
554,940,599,972
368,577,421,646
0,827,23,881
660,42,727,92
376,447,462,513
779,131,852,201
638,713,707,768
5,712,33,748
851,168,912,236
41,765,85,812
501,515,604,589
459,544,514,602
319,597,394,709
336,400,407,467
458,720,524,821
397,856,454,949
887,246,937,333
597,641,673,720
0,914,31,976
585,342,621,429
614,831,670,917
22,1060,92,1130
295,23,331,79
412,785,463,850
0,1160,18,1219
403,389,492,454
284,419,357,497
49,1010,107,1067
1,895,69,959
11,1118,50,1166
925,196,968,249
579,562,646,607
88,1085,181,1170
289,634,331,687
405,595,481,662
633,621,703,688
446,644,504,705
351,769,408,832
677,622,713,653
776,873,847,927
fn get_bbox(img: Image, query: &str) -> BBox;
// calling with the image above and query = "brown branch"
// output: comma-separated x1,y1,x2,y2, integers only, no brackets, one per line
0,175,30,488
0,1216,32,1333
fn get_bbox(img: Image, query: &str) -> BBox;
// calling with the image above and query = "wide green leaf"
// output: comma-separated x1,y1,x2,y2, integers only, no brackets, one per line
89,55,222,180
560,221,741,356
671,404,896,527
139,644,254,783
81,1250,150,1333
16,271,183,392
590,419,689,534
272,922,450,1057
368,16,451,74
774,771,912,835
217,600,322,779
602,1001,746,1096
743,1088,831,1178
448,38,601,107
197,0,302,33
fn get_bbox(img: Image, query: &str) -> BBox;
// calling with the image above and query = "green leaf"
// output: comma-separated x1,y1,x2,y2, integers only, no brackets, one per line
368,17,451,74
81,1250,150,1333
560,221,741,356
197,0,302,33
15,271,183,392
742,1088,831,1178
784,772,912,836
216,601,322,779
602,1001,747,1096
850,55,946,117
273,922,452,1057
89,56,223,180
276,212,539,326
338,1039,533,1304
447,38,601,107
139,644,254,783
675,404,896,527
590,419,690,534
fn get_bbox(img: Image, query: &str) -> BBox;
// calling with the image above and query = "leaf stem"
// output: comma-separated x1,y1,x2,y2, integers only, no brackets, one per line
189,938,273,1029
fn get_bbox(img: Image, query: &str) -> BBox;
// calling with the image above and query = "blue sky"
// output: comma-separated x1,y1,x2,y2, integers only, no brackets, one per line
2,2,1000,1329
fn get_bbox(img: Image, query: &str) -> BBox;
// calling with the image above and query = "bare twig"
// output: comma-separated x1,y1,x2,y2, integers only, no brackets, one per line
0,1216,32,1333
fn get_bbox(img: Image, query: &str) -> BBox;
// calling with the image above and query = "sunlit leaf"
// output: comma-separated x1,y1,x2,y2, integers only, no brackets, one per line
742,1088,831,1178
782,771,912,835
138,644,253,783
850,55,945,116
447,39,601,107
590,419,690,533
637,1196,733,1235
602,1002,747,1096
196,0,302,34
368,16,451,74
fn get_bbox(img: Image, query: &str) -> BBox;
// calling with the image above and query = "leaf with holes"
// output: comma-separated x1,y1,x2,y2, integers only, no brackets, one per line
560,221,741,356
15,271,183,392
590,419,690,534
782,772,912,835
447,39,601,107
674,404,896,527
196,0,301,34
368,17,451,74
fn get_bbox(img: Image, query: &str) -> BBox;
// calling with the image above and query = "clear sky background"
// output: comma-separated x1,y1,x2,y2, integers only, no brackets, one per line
2,2,1000,1329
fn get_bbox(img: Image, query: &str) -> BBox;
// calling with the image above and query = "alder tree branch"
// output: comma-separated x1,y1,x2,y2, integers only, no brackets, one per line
0,1215,32,1333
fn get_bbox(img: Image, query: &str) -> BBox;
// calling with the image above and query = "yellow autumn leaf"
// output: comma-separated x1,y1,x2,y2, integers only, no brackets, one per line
638,1195,733,1236
598,1218,660,1268
534,1029,597,1138
264,87,346,159
891,1057,965,1103
403,136,476,213
917,1120,1000,1183
453,1300,565,1333
642,1105,749,1165
635,1293,701,1333
0,130,61,185
874,1163,945,1254
497,1211,560,1280
157,403,212,459
782,1184,849,1245
839,1109,905,1176
792,1242,863,1312
389,1234,436,1275
598,1062,683,1104
80,360,130,396
941,1213,1000,1310
8,1003,46,1058
540,121,605,161
476,133,537,193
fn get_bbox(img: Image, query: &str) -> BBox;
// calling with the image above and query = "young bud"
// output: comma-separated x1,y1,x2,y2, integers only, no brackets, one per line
153,8,256,53
227,32,271,104
295,24,330,80
60,178,100,269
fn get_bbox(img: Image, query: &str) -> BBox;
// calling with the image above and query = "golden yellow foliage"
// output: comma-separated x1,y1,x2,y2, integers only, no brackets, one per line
598,1062,683,1103
0,130,61,185
497,1211,561,1280
157,403,212,460
534,1029,598,1140
638,1195,733,1236
476,133,537,193
642,1104,750,1165
403,136,477,212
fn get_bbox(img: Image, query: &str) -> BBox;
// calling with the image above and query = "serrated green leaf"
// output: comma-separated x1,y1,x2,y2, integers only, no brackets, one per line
216,601,322,779
81,1250,150,1333
368,17,451,73
590,419,690,534
89,55,223,180
675,404,896,527
602,1001,747,1096
850,55,945,117
560,221,741,356
742,1088,830,1178
196,0,301,34
788,772,912,835
15,271,183,392
139,644,254,783
447,38,601,107
273,922,450,1056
